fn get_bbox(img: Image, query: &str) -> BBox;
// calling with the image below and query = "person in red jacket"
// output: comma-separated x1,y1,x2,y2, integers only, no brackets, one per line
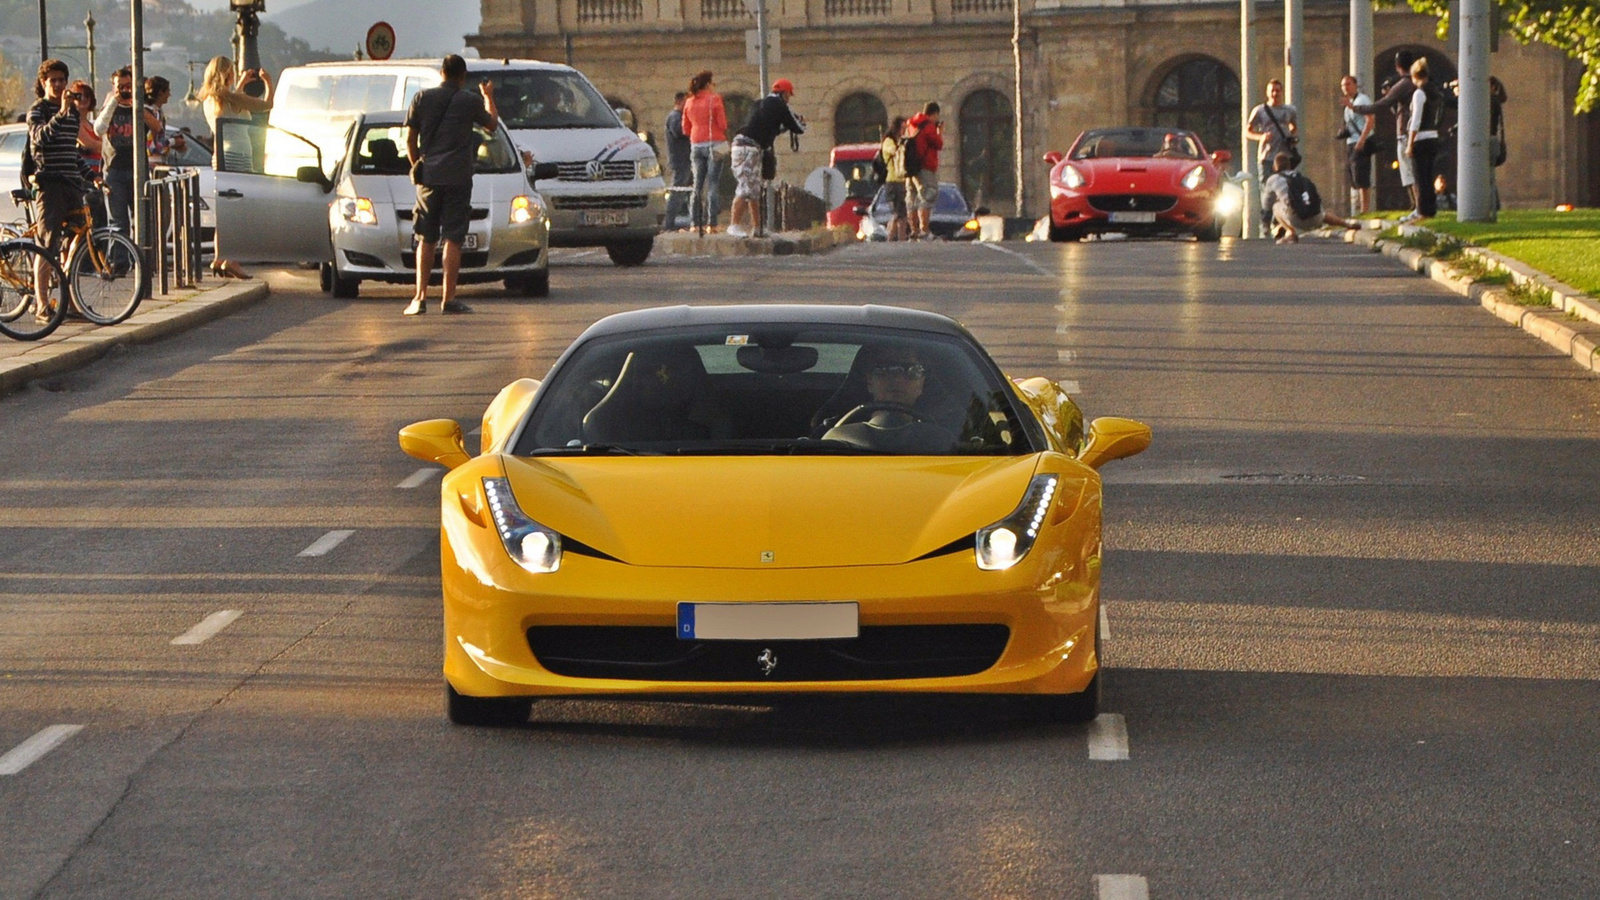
905,102,943,240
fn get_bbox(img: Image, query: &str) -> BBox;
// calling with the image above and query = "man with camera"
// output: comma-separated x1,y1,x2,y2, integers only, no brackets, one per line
727,78,806,238
1345,50,1420,215
94,66,163,237
1247,80,1298,232
25,60,95,322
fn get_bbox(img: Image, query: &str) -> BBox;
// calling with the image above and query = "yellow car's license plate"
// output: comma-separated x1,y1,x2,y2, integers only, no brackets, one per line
677,602,860,641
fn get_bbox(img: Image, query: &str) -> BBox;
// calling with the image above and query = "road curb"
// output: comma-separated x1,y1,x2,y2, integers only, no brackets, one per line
0,280,270,398
659,225,854,258
1340,226,1600,376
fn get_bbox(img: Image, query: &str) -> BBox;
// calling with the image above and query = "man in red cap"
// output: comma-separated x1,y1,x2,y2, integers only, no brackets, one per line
727,77,806,237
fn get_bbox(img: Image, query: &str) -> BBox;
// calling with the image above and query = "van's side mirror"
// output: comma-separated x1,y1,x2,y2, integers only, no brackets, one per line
296,165,332,192
530,162,560,183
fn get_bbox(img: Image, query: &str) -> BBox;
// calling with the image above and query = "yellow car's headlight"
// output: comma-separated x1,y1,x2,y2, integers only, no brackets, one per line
483,477,561,573
975,474,1059,571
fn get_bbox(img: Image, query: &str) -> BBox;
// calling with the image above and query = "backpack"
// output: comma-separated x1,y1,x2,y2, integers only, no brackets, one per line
20,133,37,190
901,135,923,178
1283,171,1322,219
870,147,888,185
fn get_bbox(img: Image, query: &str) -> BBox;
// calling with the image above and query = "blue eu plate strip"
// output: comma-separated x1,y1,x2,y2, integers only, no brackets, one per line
677,602,695,640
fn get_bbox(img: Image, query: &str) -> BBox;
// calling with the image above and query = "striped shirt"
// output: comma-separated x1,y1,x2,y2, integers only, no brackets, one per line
27,98,90,189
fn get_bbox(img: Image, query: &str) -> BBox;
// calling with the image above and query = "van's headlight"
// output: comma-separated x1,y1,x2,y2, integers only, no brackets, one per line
483,477,561,573
975,475,1058,571
1181,165,1207,191
339,197,378,226
510,195,539,225
637,157,661,180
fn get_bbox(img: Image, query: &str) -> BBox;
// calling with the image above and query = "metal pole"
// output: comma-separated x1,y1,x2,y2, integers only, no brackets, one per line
38,0,48,63
1012,0,1025,217
1350,0,1372,215
1284,0,1304,108
86,13,97,88
132,0,151,297
1241,0,1260,239
1456,0,1493,221
755,0,770,98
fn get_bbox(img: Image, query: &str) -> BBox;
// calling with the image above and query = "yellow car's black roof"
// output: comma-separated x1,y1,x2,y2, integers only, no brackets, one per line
580,305,971,340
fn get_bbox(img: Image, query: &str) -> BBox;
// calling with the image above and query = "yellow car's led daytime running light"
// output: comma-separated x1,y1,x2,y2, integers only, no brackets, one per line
483,477,562,573
975,474,1059,570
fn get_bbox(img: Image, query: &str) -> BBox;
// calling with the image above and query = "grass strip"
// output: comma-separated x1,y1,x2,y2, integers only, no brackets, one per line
1424,210,1600,297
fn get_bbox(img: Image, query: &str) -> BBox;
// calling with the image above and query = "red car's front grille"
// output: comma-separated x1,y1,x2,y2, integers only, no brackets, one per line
1088,194,1178,213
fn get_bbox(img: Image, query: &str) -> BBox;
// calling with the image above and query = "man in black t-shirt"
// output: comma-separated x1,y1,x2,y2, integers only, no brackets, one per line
727,78,805,237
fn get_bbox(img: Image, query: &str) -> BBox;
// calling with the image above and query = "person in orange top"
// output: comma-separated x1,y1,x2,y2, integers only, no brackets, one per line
681,70,728,231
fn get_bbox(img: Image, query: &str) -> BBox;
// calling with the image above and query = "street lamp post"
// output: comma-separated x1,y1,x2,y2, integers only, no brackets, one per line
55,14,99,89
231,0,267,99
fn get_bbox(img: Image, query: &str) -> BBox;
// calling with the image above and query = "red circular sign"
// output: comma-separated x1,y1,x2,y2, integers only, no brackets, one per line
365,22,396,61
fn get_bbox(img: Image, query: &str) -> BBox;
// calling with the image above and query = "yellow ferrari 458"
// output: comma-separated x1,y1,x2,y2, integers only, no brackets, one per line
400,304,1150,726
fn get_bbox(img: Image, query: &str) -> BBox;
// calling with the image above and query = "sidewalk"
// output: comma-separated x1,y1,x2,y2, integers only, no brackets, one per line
658,224,855,258
1335,223,1600,376
1,277,269,397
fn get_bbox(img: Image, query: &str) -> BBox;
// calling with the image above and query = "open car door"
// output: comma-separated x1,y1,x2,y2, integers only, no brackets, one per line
212,118,334,264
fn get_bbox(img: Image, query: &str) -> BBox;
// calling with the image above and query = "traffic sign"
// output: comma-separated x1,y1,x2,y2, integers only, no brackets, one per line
745,28,780,67
365,22,396,61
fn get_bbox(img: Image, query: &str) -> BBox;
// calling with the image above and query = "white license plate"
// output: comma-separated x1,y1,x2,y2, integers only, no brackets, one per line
578,210,629,227
1108,211,1157,224
677,602,859,641
410,232,482,250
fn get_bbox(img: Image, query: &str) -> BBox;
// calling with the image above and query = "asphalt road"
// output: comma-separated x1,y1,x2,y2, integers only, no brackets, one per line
2,238,1597,899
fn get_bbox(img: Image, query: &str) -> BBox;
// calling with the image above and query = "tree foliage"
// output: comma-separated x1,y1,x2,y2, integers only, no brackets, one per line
0,49,28,122
1397,0,1600,114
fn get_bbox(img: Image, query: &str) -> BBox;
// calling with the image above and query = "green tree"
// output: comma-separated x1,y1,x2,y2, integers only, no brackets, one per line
1396,0,1600,114
0,49,28,122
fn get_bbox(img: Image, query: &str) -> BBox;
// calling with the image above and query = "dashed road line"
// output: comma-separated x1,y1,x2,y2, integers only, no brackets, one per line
1057,348,1078,362
1095,874,1150,900
397,468,441,489
1100,605,1111,640
1088,713,1129,761
1,725,85,776
978,241,1055,277
1060,379,1082,394
171,610,244,646
297,530,355,558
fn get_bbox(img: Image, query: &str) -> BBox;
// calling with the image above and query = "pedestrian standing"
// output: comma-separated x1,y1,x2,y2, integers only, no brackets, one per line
1403,57,1444,222
94,66,162,237
1346,50,1419,213
727,78,806,237
145,76,173,163
682,71,728,232
402,54,498,316
26,60,95,322
881,115,909,241
664,91,692,230
1339,75,1375,215
72,81,105,229
905,102,943,240
197,55,273,279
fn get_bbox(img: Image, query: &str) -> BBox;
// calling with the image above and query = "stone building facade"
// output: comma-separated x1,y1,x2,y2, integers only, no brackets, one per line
471,0,1596,217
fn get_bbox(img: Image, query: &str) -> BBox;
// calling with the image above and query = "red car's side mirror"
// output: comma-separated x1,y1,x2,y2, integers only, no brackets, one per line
1211,150,1232,166
1043,151,1063,165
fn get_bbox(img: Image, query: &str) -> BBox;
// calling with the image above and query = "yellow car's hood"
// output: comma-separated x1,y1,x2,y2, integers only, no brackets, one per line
501,455,1042,568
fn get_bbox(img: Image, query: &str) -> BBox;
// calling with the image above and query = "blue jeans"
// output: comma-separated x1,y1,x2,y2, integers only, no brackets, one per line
105,167,134,236
666,161,692,229
690,143,724,229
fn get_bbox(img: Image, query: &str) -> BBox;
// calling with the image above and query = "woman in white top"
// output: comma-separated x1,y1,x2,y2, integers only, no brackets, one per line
196,55,274,278
1404,57,1442,222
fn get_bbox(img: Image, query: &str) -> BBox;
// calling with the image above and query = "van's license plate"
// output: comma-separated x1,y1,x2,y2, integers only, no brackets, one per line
677,602,859,641
579,210,628,227
1108,211,1157,223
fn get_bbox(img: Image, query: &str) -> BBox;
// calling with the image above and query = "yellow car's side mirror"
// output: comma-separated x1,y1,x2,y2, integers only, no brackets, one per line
1078,416,1151,469
399,419,471,471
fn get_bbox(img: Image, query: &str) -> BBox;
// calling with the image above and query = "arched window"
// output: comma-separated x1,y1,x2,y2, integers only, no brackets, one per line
1149,56,1240,158
959,89,1014,213
834,92,888,144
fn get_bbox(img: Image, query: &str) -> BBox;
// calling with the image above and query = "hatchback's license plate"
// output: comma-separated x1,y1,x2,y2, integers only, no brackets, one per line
677,602,859,641
579,210,628,227
1108,211,1157,223
411,232,482,250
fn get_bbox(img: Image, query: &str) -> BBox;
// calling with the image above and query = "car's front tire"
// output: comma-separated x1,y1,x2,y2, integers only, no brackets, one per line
445,683,532,727
1048,222,1082,243
506,269,550,297
1195,217,1223,242
606,238,654,267
322,262,360,298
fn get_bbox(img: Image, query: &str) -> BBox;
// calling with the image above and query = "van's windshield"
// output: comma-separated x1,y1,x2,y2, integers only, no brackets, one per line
481,70,621,130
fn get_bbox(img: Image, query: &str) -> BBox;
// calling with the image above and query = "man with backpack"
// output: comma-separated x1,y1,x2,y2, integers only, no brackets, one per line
904,102,943,240
1261,152,1358,243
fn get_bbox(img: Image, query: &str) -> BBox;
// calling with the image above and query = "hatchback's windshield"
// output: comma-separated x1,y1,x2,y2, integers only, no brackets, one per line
351,124,519,175
482,70,621,130
1071,128,1202,160
517,326,1037,457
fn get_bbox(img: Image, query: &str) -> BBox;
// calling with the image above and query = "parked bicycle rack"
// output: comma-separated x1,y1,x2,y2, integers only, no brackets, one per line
144,168,204,296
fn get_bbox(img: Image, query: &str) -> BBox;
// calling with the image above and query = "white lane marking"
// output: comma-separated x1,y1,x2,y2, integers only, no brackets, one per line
1057,349,1078,362
1100,605,1111,640
397,468,441,489
1060,380,1082,394
297,530,355,558
1088,713,1129,761
979,241,1055,277
0,725,85,776
1095,874,1150,900
171,610,244,646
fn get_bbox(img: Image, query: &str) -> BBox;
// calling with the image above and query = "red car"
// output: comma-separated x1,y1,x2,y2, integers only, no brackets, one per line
1045,127,1233,242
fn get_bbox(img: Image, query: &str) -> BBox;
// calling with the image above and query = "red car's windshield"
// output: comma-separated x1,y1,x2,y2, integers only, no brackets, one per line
1071,129,1203,161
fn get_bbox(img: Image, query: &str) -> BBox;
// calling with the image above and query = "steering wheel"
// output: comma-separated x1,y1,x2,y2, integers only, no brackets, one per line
832,402,929,429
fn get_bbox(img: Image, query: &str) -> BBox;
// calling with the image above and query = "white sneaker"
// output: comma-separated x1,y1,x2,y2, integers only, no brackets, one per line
1398,212,1421,224
726,225,749,238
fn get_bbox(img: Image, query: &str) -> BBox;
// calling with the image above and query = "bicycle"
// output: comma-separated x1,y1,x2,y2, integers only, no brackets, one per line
4,186,146,327
0,237,68,341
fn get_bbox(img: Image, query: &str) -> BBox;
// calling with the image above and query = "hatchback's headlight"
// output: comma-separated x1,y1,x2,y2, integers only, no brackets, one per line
483,477,561,573
510,195,539,225
1181,165,1207,191
637,157,662,180
975,474,1059,571
339,197,378,226
1060,165,1085,190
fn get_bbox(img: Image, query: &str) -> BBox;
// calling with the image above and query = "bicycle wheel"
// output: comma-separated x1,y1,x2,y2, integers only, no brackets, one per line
69,230,145,325
0,241,67,340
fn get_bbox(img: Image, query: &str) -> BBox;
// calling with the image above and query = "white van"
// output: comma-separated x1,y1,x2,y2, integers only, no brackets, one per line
269,58,666,266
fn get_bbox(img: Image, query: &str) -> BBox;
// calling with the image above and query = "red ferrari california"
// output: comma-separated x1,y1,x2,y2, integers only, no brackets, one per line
1045,127,1236,242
